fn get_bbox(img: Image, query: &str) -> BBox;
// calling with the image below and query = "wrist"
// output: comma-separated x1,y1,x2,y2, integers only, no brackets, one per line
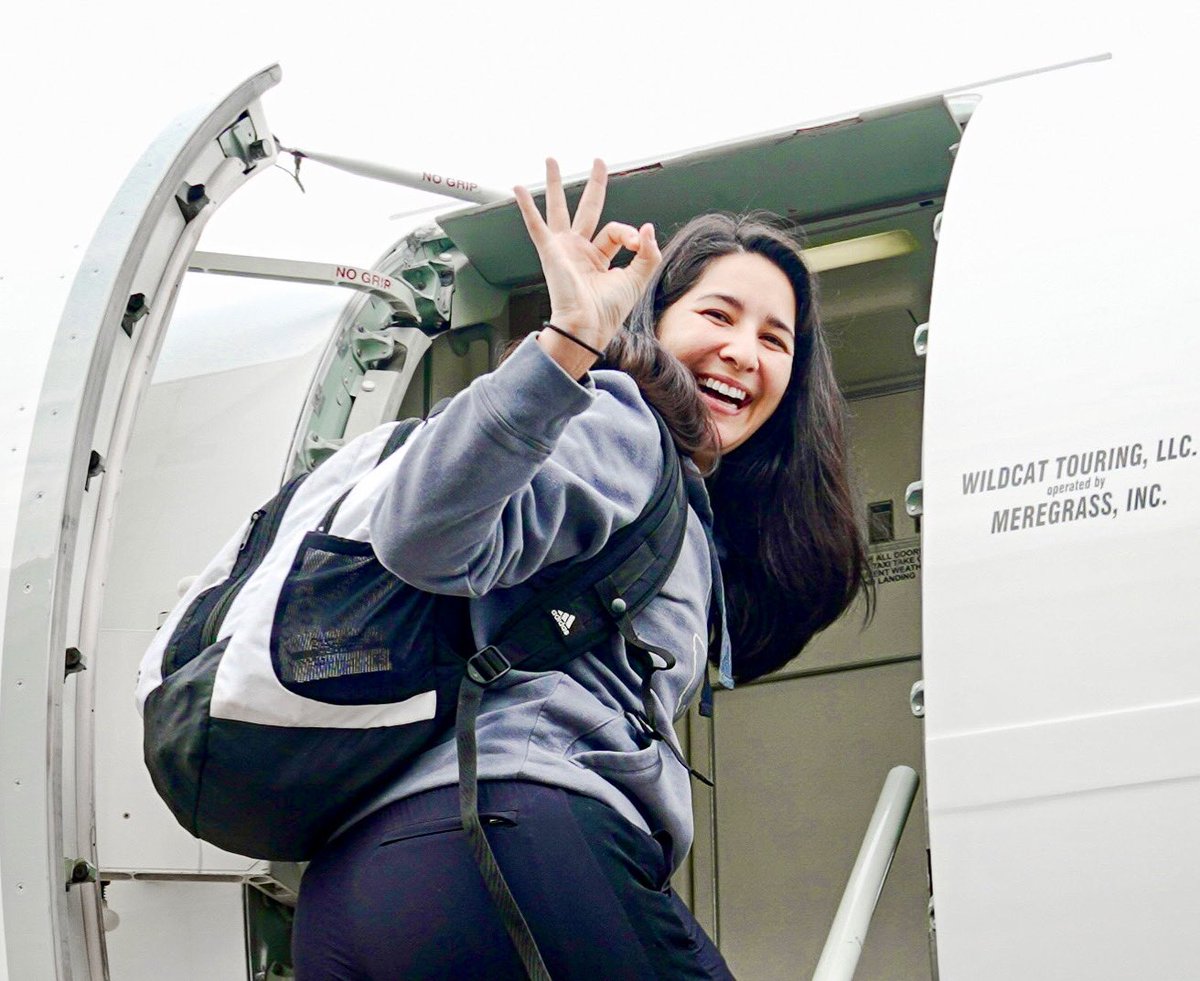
542,321,605,358
548,310,604,346
536,329,597,382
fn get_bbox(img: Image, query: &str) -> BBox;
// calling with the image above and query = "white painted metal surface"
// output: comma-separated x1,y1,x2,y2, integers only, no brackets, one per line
0,66,282,980
103,881,246,980
813,765,920,981
711,660,930,980
922,56,1200,978
97,333,329,876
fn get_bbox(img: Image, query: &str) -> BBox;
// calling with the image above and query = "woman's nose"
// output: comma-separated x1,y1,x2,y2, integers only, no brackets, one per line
719,327,758,371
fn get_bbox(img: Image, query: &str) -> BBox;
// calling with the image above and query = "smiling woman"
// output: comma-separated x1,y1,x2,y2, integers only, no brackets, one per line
611,210,871,681
291,161,871,980
655,250,796,463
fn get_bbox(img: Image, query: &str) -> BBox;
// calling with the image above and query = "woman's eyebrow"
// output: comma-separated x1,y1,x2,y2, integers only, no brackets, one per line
695,293,795,336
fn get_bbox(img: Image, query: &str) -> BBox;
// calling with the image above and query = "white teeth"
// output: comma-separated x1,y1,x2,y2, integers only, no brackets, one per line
699,376,749,404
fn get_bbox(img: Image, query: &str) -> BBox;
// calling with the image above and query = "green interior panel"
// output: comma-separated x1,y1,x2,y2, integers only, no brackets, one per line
816,205,939,397
438,98,961,289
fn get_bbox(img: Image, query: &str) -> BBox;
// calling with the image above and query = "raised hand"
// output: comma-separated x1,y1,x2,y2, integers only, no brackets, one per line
514,158,661,375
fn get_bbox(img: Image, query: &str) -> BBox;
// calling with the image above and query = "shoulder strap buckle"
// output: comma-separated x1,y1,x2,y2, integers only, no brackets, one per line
465,645,512,685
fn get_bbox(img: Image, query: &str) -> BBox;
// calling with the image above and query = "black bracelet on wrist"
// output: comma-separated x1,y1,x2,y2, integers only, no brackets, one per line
542,321,606,359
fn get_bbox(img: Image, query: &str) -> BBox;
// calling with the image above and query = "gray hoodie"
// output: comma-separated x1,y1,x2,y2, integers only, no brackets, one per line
359,334,723,865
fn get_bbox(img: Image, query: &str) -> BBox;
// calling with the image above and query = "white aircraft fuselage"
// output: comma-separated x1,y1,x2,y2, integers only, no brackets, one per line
2,54,1197,980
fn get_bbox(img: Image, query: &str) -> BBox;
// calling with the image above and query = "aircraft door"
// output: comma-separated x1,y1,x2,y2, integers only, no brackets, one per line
0,66,283,981
921,59,1200,979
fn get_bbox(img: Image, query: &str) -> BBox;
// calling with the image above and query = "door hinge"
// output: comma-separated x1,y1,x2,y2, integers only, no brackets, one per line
85,451,106,492
65,858,98,890
65,647,87,678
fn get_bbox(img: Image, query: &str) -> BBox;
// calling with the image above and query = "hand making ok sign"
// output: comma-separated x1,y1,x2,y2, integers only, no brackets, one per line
514,158,661,376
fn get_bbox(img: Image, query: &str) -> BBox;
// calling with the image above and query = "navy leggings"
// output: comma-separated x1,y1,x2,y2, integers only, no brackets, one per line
293,780,734,979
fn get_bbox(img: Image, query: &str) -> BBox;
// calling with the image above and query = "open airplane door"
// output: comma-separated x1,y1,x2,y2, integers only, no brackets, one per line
921,59,1200,978
0,66,283,980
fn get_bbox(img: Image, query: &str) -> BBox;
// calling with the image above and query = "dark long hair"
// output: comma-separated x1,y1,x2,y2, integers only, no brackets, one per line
606,213,871,682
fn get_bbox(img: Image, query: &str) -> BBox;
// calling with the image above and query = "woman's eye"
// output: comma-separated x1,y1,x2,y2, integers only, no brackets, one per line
703,309,732,324
763,334,790,351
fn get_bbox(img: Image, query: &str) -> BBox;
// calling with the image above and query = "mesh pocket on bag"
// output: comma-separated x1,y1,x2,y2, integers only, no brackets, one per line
271,532,440,705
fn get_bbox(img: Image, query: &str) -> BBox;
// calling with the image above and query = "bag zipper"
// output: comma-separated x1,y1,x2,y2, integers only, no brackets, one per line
200,475,307,649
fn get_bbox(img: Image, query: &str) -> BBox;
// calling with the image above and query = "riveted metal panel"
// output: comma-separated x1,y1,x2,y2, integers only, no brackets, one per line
0,66,280,980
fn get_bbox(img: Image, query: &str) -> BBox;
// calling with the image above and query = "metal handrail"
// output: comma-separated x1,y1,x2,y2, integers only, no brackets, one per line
812,765,921,981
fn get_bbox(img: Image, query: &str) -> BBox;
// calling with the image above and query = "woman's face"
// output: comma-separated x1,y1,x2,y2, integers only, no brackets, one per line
656,251,796,455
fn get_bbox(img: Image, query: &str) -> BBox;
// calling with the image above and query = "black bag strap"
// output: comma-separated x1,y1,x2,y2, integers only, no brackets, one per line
615,463,724,780
681,464,729,716
456,678,552,980
482,406,687,673
456,406,688,981
378,415,425,462
316,414,429,534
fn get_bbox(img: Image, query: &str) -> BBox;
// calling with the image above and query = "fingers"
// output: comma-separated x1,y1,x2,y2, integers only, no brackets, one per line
518,158,651,285
625,223,662,288
543,158,570,232
593,221,641,264
513,184,549,249
530,157,610,238
571,159,607,239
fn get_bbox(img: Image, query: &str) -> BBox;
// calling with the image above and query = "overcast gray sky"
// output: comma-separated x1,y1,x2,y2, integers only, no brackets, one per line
0,0,1186,548
5,0,1162,263
1,0,1187,383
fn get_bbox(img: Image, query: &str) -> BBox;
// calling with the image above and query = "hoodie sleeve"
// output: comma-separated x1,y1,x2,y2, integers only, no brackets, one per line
367,334,663,598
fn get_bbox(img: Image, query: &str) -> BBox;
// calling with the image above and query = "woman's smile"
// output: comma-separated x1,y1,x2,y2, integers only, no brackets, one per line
696,373,751,412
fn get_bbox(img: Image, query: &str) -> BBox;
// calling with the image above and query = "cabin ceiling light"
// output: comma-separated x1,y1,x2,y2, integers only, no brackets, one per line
801,230,918,273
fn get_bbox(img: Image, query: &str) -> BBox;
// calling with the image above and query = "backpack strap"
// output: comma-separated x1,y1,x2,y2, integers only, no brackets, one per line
479,406,687,673
455,405,688,981
378,415,424,463
456,679,551,980
316,410,434,534
680,464,733,714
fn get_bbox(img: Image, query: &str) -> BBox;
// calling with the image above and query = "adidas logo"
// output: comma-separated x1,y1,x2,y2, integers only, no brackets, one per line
550,609,576,636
